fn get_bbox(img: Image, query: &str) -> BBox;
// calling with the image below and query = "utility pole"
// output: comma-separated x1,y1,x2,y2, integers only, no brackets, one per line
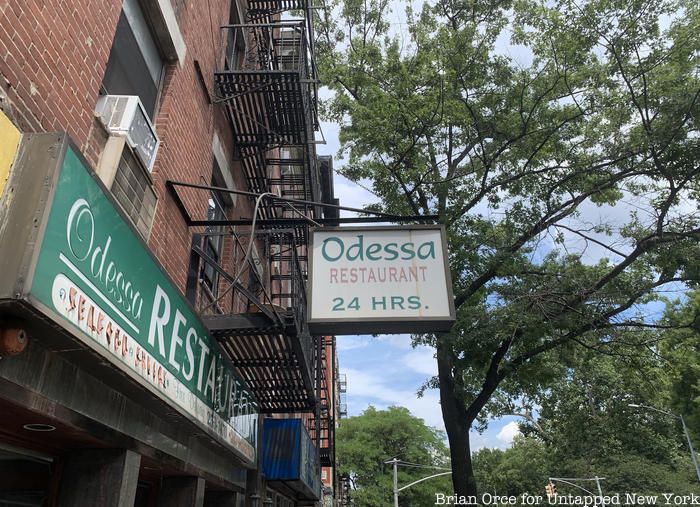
389,457,399,507
549,477,606,505
594,477,604,507
680,415,700,482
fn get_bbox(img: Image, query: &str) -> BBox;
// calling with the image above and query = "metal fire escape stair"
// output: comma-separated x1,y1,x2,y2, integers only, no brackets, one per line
307,336,335,467
198,228,315,414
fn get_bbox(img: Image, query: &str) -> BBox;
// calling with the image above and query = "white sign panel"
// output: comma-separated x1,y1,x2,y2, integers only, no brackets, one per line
308,226,455,334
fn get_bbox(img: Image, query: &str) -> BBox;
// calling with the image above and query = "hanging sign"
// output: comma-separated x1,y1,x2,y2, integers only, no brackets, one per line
308,226,456,334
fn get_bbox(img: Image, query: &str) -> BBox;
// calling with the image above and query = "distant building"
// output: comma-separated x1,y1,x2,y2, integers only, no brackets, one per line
0,0,339,505
317,338,347,507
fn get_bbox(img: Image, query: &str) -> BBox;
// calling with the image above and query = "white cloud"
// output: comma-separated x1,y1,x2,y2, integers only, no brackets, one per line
343,364,529,450
377,334,414,350
470,431,496,452
336,334,414,351
402,347,437,376
344,367,445,430
470,421,521,451
336,336,373,351
496,421,521,445
333,175,380,216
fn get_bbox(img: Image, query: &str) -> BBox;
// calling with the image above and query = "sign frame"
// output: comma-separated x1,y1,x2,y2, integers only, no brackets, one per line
0,134,258,465
307,225,456,335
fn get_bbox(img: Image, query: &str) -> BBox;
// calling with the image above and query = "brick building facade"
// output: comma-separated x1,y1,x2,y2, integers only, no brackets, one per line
0,0,339,505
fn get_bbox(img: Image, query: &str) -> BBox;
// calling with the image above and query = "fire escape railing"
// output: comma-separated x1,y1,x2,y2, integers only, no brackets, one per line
187,231,280,322
214,21,318,147
178,220,315,413
246,0,309,21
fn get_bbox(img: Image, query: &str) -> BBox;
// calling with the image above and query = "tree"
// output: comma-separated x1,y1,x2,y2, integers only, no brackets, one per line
316,0,700,497
473,437,550,496
336,406,451,506
660,289,700,444
531,352,699,492
473,349,699,495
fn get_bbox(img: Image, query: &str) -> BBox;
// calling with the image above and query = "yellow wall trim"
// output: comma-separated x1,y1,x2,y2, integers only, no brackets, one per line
0,110,21,198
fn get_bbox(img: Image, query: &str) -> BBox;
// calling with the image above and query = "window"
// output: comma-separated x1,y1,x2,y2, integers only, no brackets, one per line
102,0,164,117
278,27,302,71
112,147,157,238
100,0,164,239
225,0,246,70
201,170,229,296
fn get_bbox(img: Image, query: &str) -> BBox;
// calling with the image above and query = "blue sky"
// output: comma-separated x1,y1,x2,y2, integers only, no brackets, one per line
337,333,523,449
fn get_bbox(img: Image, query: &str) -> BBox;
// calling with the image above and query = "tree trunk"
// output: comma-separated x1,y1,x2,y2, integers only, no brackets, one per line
437,338,478,503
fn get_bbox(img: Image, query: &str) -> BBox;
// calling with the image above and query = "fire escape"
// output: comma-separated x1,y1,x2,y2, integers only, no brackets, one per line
214,7,320,216
205,0,320,416
306,336,335,467
338,372,347,418
168,7,338,488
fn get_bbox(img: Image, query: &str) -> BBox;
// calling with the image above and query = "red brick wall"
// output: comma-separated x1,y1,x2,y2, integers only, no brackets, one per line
0,0,254,296
147,0,255,291
0,0,121,149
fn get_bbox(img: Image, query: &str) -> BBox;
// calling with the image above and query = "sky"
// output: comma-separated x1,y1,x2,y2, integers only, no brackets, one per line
337,333,523,450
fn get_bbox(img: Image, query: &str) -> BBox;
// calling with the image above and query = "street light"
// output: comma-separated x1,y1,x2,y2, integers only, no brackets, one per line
628,403,700,482
384,458,452,507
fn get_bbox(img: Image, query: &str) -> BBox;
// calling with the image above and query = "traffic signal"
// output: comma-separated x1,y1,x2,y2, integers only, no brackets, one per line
545,482,557,498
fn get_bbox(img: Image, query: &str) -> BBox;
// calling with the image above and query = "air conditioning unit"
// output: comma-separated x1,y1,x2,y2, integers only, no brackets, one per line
95,95,160,171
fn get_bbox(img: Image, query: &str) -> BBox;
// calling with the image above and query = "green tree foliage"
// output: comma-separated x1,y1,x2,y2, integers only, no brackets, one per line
534,352,698,492
316,0,700,496
661,290,700,444
473,437,550,496
473,348,699,494
336,406,451,506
